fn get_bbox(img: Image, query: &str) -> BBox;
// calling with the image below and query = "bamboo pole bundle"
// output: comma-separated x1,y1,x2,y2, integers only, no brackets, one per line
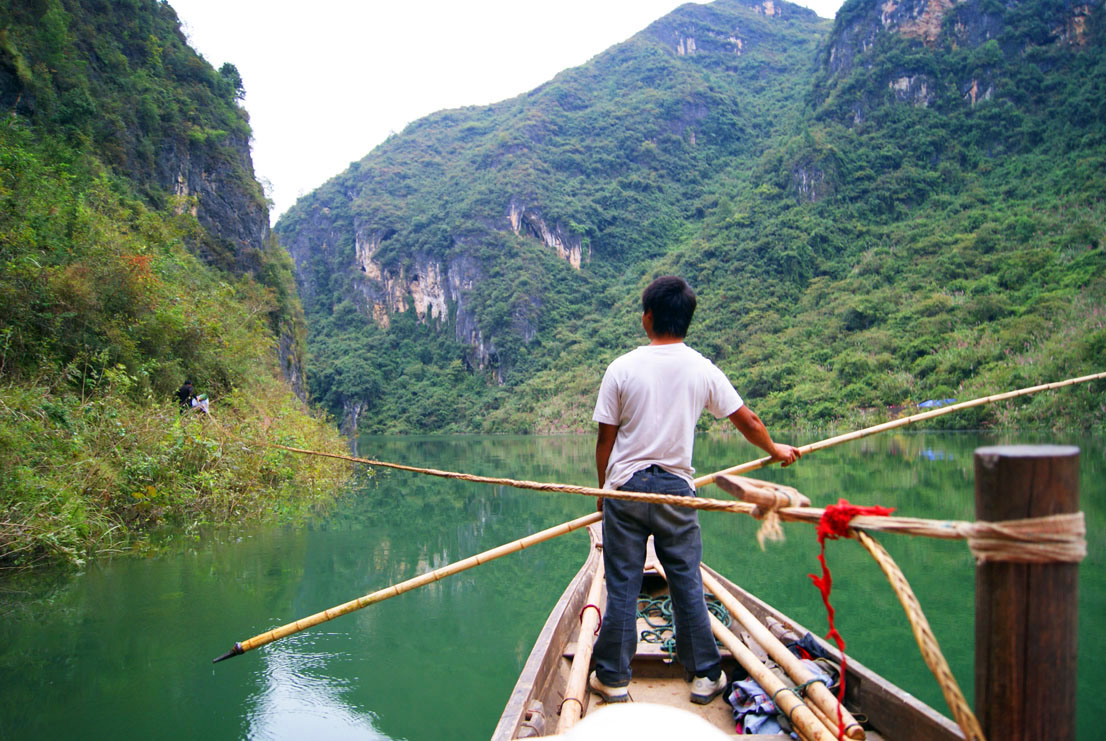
644,559,840,740
708,614,836,741
555,560,607,733
701,569,866,740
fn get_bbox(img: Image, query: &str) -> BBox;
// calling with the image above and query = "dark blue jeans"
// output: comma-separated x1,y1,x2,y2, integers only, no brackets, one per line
593,465,722,686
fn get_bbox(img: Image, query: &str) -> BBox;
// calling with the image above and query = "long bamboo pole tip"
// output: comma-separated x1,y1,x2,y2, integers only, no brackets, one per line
212,642,244,664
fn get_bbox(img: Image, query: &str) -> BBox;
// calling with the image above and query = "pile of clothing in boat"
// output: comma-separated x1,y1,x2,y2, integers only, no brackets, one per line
725,633,840,736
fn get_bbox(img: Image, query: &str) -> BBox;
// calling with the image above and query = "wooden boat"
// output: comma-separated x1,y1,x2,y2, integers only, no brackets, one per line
492,524,964,740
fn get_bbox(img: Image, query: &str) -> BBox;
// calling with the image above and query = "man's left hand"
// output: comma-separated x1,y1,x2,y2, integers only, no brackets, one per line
771,444,802,467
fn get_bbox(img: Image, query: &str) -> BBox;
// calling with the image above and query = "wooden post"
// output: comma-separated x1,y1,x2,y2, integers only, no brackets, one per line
974,445,1080,740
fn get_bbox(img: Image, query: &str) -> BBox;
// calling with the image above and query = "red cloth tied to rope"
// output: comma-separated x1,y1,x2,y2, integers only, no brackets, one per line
809,499,894,740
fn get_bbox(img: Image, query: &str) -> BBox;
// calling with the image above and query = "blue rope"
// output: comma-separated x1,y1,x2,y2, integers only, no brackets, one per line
636,594,730,661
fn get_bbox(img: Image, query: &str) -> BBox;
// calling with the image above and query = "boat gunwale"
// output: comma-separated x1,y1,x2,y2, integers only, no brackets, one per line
491,525,603,740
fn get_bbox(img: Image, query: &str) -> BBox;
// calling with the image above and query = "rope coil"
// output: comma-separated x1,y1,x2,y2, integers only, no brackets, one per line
637,595,729,662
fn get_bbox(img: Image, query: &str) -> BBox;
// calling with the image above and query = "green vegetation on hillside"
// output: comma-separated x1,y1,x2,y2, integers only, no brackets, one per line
0,1,349,568
281,0,1104,434
0,0,265,264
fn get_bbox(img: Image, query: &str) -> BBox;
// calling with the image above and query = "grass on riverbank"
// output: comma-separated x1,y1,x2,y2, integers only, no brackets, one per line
0,371,352,569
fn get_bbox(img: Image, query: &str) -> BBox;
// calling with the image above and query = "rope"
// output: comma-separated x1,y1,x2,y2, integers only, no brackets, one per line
771,676,830,728
964,512,1086,563
637,594,730,661
770,685,802,728
558,696,584,715
809,501,895,740
579,603,603,634
856,530,986,741
268,372,1102,562
756,488,804,549
271,444,1087,564
270,443,762,513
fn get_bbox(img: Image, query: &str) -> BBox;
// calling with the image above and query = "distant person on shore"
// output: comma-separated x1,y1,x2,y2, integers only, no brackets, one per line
589,275,800,706
176,379,196,412
176,380,211,415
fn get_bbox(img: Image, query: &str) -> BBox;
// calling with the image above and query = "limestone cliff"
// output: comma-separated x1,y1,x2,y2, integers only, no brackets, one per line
817,0,1104,121
0,0,306,396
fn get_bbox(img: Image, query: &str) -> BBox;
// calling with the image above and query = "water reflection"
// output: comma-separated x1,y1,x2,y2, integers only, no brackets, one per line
247,638,387,740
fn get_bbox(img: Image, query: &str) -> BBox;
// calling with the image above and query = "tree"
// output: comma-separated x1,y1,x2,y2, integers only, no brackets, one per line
219,62,245,102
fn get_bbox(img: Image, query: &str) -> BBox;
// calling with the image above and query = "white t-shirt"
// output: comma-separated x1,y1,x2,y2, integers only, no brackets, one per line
592,343,743,489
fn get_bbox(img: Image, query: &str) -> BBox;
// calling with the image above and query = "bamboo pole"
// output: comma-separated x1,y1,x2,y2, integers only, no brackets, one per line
213,511,602,663
694,370,1106,488
555,559,607,733
701,569,866,740
708,613,837,741
761,619,847,734
222,373,1103,663
270,372,1105,502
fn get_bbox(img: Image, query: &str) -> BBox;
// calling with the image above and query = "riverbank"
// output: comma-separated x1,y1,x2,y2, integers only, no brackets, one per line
0,373,352,569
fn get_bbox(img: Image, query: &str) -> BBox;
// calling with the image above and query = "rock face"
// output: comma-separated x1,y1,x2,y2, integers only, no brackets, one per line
508,198,588,270
157,131,272,274
0,0,304,394
818,0,1103,122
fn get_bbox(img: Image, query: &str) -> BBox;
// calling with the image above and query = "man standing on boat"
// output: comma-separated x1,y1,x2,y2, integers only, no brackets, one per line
590,275,801,705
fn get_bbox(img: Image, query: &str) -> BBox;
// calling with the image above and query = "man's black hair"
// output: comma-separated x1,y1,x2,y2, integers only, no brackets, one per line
642,276,696,338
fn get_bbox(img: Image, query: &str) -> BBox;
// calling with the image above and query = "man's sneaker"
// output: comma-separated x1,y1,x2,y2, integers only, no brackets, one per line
690,670,728,705
588,671,630,703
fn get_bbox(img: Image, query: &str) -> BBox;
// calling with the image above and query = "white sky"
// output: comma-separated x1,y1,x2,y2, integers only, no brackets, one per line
168,0,844,222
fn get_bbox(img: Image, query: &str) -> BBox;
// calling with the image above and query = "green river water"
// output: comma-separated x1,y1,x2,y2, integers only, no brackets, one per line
1,431,1102,739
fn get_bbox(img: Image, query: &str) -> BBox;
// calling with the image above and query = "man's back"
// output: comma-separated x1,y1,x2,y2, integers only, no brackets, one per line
594,343,742,489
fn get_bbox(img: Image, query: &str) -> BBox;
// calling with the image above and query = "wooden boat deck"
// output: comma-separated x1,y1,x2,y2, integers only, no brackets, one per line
493,525,960,739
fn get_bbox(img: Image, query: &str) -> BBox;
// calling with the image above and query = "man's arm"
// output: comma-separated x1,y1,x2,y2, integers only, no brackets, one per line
728,406,801,467
595,422,619,511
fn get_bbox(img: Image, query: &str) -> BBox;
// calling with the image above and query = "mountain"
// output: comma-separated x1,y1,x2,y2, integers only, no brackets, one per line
278,0,1105,434
277,0,832,433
